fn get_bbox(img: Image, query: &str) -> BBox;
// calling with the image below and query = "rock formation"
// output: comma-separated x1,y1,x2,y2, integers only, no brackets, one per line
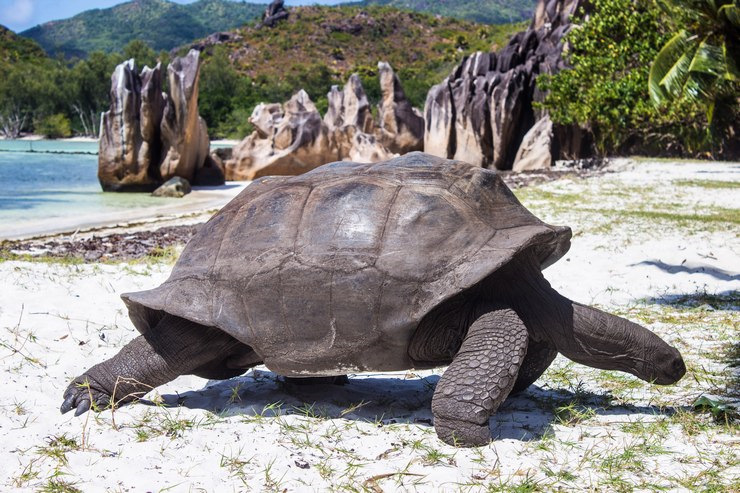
98,61,164,192
159,50,210,182
262,0,289,28
152,176,192,198
376,62,424,154
423,0,590,171
98,49,220,192
225,63,419,180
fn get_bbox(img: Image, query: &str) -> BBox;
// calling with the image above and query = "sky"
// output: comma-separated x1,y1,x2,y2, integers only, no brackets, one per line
0,0,346,32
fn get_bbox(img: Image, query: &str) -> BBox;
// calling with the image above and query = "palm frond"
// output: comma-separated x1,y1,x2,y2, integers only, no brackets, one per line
688,40,726,76
649,30,700,104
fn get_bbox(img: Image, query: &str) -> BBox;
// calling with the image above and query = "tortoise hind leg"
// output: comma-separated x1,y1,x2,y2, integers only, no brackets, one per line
61,314,246,416
432,306,528,447
510,338,557,394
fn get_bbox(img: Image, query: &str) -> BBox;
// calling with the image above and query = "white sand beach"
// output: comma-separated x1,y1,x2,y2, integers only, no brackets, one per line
0,159,737,491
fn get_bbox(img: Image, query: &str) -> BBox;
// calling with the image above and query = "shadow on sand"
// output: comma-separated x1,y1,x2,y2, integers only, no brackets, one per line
632,260,739,282
155,369,681,441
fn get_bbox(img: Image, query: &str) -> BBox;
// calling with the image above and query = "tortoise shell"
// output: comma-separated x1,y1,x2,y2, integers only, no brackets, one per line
123,152,571,375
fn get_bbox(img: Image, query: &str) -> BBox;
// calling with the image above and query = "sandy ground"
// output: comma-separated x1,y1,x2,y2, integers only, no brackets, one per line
0,159,737,492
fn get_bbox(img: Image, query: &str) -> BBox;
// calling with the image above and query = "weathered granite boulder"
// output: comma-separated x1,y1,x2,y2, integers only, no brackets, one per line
423,0,590,170
225,90,335,180
98,60,164,192
152,177,191,198
98,50,220,191
160,50,210,183
324,74,374,134
225,68,421,180
513,115,554,171
375,62,424,154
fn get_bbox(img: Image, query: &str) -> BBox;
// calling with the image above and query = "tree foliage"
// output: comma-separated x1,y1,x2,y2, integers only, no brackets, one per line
649,0,739,155
537,0,712,157
0,35,168,138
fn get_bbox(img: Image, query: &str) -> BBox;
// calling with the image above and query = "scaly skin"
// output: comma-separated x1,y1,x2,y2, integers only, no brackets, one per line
510,337,557,393
431,307,528,447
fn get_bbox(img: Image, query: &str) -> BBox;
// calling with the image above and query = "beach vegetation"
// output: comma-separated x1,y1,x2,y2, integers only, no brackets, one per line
649,0,739,155
34,113,73,138
536,0,736,158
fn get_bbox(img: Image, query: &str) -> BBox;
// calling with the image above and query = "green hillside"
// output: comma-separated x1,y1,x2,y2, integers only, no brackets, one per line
349,0,536,24
191,5,523,136
20,0,264,58
0,24,47,65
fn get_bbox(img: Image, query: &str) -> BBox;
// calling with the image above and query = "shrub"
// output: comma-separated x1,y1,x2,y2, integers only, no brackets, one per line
35,113,73,138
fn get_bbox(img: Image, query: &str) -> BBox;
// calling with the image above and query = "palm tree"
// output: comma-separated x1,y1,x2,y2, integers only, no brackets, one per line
649,0,738,154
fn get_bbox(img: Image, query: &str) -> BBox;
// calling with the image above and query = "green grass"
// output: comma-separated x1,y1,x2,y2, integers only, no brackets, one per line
674,179,740,189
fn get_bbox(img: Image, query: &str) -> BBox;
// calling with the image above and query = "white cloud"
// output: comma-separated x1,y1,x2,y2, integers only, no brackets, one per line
0,0,34,25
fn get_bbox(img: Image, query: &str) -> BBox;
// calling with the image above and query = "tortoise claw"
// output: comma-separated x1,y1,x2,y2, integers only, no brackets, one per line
60,394,76,414
60,374,111,416
74,399,91,417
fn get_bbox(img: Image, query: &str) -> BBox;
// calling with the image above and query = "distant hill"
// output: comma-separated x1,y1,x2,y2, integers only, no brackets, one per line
20,0,265,58
0,25,47,65
348,0,537,24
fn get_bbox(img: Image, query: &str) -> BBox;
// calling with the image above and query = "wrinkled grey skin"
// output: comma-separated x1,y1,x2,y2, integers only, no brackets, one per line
61,153,686,447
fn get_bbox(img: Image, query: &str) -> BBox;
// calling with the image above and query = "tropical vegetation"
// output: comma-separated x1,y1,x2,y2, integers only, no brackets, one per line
538,0,738,158
649,0,738,155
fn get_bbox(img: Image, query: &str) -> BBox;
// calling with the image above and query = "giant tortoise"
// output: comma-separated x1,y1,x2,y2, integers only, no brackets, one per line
61,152,685,446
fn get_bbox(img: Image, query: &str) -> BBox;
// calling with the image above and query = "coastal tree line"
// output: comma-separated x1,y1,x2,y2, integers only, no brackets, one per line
0,0,736,157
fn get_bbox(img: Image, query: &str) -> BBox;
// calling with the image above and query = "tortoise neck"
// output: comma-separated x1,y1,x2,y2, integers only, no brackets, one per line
483,253,564,342
486,253,685,384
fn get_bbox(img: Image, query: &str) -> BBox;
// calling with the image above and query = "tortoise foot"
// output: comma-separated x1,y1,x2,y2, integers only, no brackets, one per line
60,374,111,416
434,416,491,447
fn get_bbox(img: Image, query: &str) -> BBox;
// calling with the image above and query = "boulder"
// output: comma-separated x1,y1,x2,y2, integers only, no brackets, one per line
225,68,422,180
98,50,221,192
513,115,554,171
152,177,191,198
324,74,374,133
98,60,163,192
422,0,591,170
423,78,455,159
262,0,289,28
159,50,210,183
225,90,335,180
375,62,424,154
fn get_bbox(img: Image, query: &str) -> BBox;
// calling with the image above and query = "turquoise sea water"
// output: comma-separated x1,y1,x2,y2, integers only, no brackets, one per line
0,141,180,229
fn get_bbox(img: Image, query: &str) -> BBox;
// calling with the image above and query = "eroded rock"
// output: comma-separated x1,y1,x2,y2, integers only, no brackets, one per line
98,60,163,192
98,50,220,192
225,65,420,180
160,50,210,183
423,0,590,170
376,62,424,154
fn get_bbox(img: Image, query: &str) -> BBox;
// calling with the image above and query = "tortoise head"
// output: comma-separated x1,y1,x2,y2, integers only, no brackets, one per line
559,302,686,385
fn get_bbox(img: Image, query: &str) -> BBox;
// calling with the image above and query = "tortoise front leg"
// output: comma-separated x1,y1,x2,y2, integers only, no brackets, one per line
432,307,528,446
61,314,243,416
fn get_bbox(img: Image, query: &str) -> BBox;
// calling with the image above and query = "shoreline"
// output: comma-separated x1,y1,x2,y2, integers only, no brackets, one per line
0,135,239,146
0,182,249,242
